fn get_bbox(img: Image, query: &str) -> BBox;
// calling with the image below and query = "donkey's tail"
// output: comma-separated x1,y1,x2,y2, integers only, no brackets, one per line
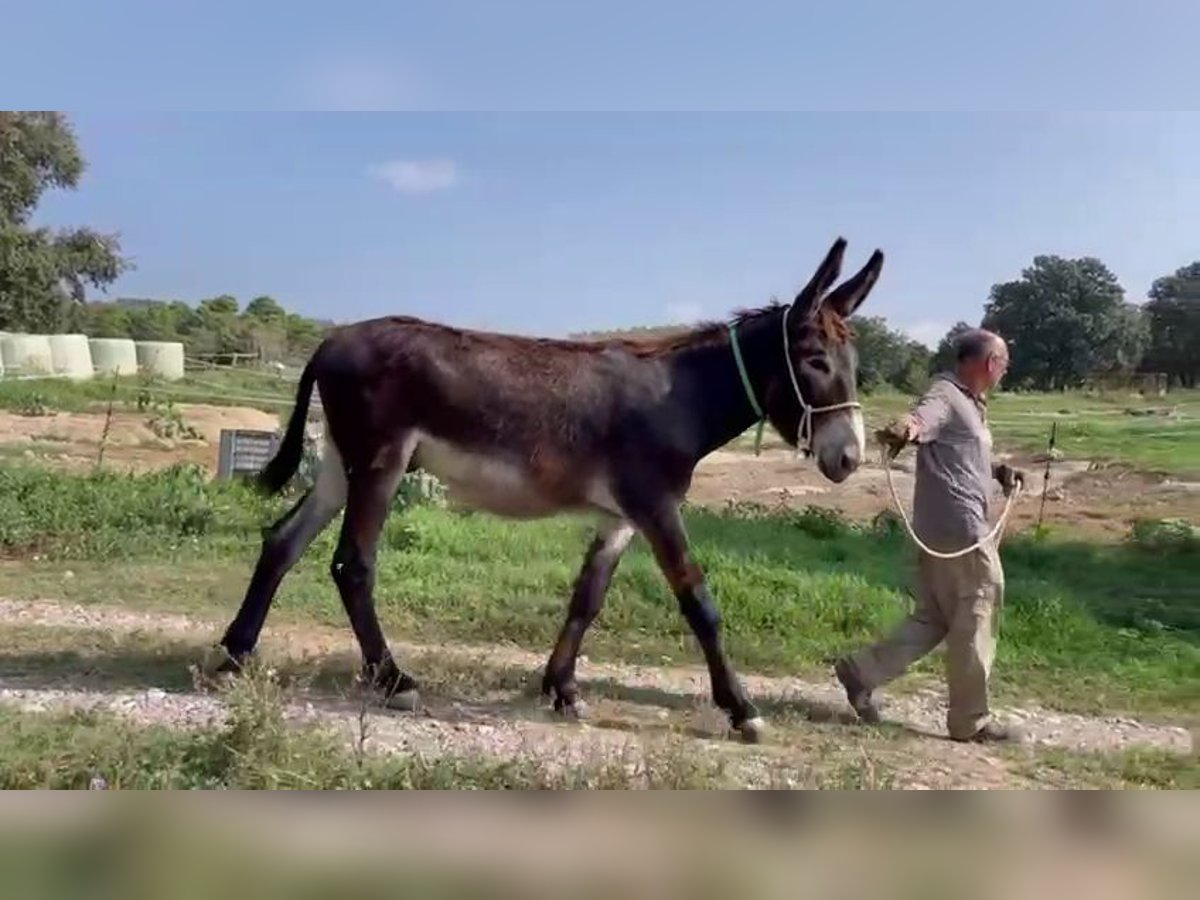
257,357,318,495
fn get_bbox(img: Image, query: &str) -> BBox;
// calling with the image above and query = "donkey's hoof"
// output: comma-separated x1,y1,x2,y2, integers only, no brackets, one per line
197,646,247,689
559,699,590,722
738,717,767,744
382,688,421,712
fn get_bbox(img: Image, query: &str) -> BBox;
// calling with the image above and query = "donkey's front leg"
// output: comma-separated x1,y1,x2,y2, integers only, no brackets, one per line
630,501,764,743
542,517,635,718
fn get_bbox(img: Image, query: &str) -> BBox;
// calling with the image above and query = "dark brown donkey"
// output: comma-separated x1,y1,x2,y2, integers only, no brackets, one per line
217,237,883,743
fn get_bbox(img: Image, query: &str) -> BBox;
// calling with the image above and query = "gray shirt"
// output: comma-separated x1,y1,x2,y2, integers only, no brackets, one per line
910,373,996,552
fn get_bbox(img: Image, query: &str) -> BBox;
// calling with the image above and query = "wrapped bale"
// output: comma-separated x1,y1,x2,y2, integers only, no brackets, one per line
135,340,186,381
89,338,139,376
49,334,95,380
1,333,54,376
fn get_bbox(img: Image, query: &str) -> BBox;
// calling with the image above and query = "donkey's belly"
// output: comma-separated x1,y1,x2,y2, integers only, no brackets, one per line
411,434,563,519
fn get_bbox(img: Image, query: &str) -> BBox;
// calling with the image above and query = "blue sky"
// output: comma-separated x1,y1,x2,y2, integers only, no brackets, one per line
6,1,1199,111
8,2,1200,345
31,112,1200,345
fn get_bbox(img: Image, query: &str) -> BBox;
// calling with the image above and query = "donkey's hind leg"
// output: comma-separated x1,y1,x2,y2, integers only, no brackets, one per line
542,517,635,718
218,444,348,668
329,447,418,710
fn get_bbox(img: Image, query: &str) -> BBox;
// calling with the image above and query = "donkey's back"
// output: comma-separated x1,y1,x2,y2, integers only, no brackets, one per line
311,315,687,519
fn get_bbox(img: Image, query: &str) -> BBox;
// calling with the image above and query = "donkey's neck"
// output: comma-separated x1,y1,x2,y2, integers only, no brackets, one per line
669,312,785,461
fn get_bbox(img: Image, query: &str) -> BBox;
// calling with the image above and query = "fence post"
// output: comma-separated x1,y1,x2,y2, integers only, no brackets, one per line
95,371,119,470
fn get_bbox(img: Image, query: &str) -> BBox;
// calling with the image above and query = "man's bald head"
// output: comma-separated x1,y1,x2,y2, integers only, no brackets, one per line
953,328,1009,394
954,328,1006,363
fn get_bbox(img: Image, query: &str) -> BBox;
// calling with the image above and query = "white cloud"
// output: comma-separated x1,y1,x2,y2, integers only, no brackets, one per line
368,159,459,194
665,301,704,324
900,320,949,349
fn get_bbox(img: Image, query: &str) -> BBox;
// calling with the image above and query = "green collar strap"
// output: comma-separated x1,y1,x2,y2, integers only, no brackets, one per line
728,321,766,456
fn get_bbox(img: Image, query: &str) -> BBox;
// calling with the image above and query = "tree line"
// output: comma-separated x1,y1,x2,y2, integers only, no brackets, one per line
81,294,328,364
3,112,1198,387
575,258,1200,393
0,112,329,364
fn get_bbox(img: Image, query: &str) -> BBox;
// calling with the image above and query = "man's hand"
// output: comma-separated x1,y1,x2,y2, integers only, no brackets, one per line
995,464,1027,497
874,417,915,459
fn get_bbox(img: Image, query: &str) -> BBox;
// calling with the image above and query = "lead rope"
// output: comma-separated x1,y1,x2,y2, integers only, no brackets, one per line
879,443,1022,559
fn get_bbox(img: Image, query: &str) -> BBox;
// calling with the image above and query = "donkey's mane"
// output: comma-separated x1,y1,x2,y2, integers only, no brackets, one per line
600,300,854,357
346,301,852,362
561,301,854,362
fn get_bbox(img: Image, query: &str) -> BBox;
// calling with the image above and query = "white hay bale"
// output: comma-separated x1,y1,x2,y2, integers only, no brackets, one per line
89,338,139,376
49,333,95,380
135,340,185,381
1,333,54,376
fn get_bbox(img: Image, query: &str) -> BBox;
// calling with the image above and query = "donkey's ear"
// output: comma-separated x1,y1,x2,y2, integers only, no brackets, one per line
792,237,847,319
824,249,884,318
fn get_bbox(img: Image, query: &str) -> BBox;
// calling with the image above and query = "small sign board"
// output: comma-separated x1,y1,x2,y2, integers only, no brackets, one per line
217,429,280,480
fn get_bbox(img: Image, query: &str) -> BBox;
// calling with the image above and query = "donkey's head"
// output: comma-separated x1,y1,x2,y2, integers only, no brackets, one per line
764,238,884,483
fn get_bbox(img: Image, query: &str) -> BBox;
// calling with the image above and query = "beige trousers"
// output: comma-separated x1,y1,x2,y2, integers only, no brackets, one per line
850,542,1004,740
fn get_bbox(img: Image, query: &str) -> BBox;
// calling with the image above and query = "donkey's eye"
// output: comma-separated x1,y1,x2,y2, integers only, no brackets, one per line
806,356,831,374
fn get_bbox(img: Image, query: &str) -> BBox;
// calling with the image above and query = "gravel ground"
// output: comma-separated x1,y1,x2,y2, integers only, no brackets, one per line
0,597,1193,788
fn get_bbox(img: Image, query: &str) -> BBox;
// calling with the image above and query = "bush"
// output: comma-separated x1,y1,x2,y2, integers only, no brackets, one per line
1127,517,1199,553
0,462,270,558
786,505,856,539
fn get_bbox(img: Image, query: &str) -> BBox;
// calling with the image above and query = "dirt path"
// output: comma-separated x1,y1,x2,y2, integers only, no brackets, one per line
0,598,1192,788
691,446,1200,542
0,405,279,475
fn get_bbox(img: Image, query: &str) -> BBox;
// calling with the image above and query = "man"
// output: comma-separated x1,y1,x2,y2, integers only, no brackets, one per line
834,328,1027,743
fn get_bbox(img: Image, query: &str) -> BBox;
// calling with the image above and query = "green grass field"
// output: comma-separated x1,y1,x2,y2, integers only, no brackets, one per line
1,463,1195,724
4,371,1199,474
0,369,298,417
729,386,1200,476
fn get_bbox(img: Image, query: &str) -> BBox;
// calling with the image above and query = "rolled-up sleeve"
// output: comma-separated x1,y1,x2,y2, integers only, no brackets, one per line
910,386,952,443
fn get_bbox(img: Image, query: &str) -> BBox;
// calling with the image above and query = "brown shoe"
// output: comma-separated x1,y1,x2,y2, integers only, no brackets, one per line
953,720,1025,744
834,658,881,724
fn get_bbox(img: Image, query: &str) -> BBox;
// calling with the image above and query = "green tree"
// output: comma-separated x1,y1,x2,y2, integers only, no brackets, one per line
83,303,133,338
0,112,131,331
982,255,1146,390
851,316,930,393
244,295,286,323
1142,262,1200,388
199,294,239,317
930,321,974,374
896,339,932,393
126,303,181,341
284,312,326,359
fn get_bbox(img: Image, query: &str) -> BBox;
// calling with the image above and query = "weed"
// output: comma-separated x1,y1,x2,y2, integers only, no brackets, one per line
1024,746,1200,789
13,392,51,417
142,396,203,441
1127,517,1199,554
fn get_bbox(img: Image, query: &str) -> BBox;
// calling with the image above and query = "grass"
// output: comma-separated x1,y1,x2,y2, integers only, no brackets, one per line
732,386,1200,476
0,369,299,417
5,371,1198,474
0,462,1196,723
1019,746,1200,789
0,698,718,790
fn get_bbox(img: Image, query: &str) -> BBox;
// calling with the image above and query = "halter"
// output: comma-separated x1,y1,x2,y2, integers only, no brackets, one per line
728,303,862,457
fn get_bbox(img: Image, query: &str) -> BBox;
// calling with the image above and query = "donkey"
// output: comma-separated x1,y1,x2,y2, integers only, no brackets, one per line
216,237,883,743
